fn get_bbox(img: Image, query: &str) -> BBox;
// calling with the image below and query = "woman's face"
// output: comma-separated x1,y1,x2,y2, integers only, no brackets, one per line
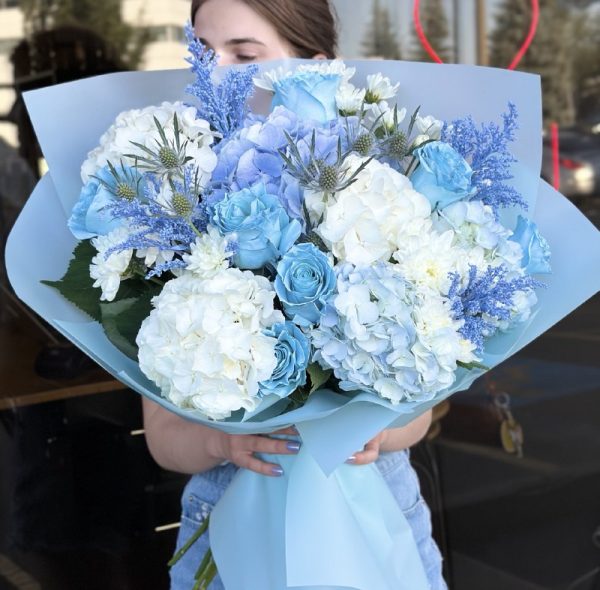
194,0,295,65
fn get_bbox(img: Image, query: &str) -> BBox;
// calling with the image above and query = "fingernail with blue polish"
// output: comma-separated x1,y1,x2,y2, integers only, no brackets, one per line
271,466,284,476
286,441,301,453
346,455,356,464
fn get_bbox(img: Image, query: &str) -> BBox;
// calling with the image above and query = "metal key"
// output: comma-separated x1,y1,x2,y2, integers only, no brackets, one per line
494,392,524,458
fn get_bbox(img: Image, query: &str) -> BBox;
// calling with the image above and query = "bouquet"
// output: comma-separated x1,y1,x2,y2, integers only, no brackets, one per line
7,25,600,590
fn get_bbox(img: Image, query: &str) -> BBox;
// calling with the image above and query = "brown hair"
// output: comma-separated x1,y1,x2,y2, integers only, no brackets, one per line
191,0,338,59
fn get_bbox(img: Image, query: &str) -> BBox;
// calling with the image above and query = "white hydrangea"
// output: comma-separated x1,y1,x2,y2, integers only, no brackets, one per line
136,269,284,420
81,101,217,185
311,155,431,266
90,226,133,301
182,226,234,279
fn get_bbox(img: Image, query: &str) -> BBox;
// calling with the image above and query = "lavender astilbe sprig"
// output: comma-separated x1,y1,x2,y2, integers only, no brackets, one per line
184,23,257,139
448,264,540,353
442,103,526,213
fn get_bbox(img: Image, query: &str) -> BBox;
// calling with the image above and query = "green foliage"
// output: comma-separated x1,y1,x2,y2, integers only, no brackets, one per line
409,0,451,63
19,0,151,68
100,288,159,360
43,240,162,358
42,240,103,321
489,0,576,125
307,362,333,393
361,0,402,60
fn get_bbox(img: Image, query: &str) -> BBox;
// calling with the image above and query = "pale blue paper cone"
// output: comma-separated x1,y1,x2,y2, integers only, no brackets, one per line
210,448,430,590
6,60,600,590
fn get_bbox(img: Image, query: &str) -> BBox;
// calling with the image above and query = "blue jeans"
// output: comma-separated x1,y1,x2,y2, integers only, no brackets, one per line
170,450,447,590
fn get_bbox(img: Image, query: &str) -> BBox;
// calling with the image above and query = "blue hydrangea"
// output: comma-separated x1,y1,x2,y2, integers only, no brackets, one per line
211,106,347,221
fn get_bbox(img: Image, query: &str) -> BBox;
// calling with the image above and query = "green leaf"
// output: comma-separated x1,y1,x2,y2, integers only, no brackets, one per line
458,360,490,371
100,287,160,360
41,240,102,322
307,362,332,393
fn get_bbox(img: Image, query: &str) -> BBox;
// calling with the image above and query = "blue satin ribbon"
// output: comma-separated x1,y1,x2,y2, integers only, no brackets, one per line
210,447,429,590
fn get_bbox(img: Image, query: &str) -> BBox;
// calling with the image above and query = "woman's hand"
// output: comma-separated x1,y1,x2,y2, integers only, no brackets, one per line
346,431,388,465
347,409,434,466
209,427,300,477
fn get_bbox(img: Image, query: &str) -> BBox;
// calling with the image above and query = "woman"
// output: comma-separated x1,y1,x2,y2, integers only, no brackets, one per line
142,1,447,588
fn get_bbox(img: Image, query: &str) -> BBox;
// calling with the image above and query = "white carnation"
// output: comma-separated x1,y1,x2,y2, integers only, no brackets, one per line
90,226,133,301
81,101,217,184
136,269,284,420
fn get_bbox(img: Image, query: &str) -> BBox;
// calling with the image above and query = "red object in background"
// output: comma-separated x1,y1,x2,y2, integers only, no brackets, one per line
506,0,540,71
413,0,560,190
551,122,561,190
412,0,444,64
412,0,540,70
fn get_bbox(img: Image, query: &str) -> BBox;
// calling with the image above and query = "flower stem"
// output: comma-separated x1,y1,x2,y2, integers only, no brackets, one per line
168,514,210,567
193,549,216,589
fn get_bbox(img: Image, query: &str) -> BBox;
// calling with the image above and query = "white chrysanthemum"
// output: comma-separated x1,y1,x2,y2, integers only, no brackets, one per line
434,200,523,271
413,295,477,386
81,101,217,184
182,226,233,279
411,134,431,149
365,73,399,103
90,226,133,301
136,269,284,420
365,101,406,131
253,60,355,91
336,83,366,115
415,115,443,140
312,155,431,266
393,229,463,295
493,287,538,332
135,233,175,268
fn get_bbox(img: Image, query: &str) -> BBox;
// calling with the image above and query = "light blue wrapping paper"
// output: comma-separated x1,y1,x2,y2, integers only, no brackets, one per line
6,60,600,590
211,447,429,590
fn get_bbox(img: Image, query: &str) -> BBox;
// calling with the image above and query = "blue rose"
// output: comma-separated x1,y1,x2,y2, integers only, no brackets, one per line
275,242,336,327
68,165,141,239
272,72,342,124
259,322,310,399
211,184,301,269
509,215,552,274
411,141,474,210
